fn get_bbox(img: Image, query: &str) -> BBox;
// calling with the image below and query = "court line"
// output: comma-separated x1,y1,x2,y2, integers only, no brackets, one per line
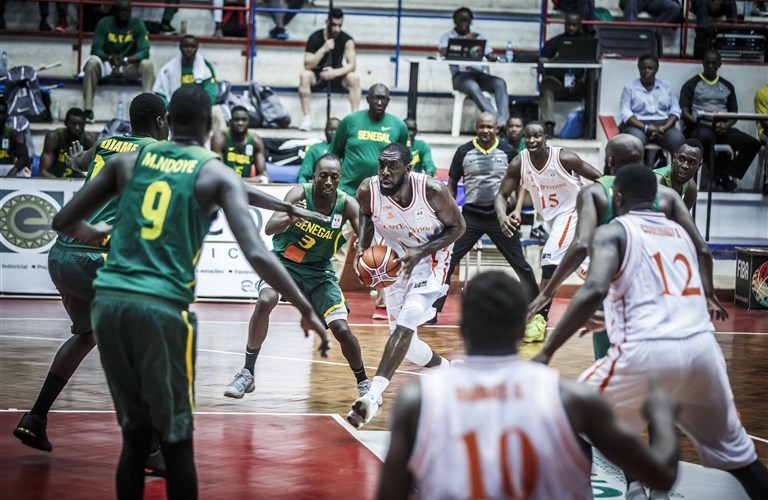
1,409,338,417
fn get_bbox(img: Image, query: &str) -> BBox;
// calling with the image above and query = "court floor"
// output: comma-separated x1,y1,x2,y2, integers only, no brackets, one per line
1,295,766,498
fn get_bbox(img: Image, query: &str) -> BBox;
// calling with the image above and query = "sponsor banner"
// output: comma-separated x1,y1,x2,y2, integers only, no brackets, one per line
0,178,293,298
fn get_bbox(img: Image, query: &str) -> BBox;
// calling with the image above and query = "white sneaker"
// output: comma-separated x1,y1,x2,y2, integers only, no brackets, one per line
346,392,380,429
223,368,255,398
298,115,312,131
357,380,383,405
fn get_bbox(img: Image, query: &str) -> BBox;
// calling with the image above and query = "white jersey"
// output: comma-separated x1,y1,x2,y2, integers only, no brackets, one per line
520,146,583,222
606,211,715,344
369,173,452,268
409,357,592,500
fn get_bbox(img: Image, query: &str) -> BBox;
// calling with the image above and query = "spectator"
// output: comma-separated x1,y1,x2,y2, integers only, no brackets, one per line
754,83,768,195
438,6,509,125
211,105,268,181
405,118,436,176
654,138,704,210
500,114,525,152
298,8,360,131
297,117,339,183
82,0,155,123
40,2,69,31
680,50,761,192
154,35,217,105
0,101,31,177
619,54,685,164
158,0,181,33
265,0,304,40
538,12,591,138
39,108,98,178
692,0,738,26
620,0,682,23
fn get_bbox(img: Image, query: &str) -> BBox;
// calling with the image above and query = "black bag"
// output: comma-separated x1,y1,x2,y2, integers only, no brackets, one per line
222,1,247,37
98,119,132,141
249,82,290,129
4,66,52,122
263,138,318,166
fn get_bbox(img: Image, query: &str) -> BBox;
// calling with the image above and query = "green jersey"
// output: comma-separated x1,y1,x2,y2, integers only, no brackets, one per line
409,138,436,175
93,140,218,305
222,129,256,178
91,16,150,60
156,61,218,105
0,126,17,166
58,134,157,250
298,141,330,184
50,128,86,178
272,184,347,268
597,175,659,225
329,111,408,197
654,165,687,197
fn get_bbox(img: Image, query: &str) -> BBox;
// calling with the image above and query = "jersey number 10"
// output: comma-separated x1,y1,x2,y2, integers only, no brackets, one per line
461,428,538,498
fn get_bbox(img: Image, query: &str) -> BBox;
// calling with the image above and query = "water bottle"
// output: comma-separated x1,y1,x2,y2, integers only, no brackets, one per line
1,51,8,77
116,100,125,120
744,2,751,17
506,41,514,63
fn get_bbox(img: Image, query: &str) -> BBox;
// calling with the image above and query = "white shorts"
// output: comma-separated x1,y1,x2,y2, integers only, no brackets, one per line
541,209,578,267
579,333,756,470
385,254,449,332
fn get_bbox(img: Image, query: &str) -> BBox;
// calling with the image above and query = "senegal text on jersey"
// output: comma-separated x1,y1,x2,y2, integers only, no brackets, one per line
356,130,391,142
294,220,335,239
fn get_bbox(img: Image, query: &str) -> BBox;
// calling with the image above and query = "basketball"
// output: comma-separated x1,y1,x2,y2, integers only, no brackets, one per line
356,245,401,289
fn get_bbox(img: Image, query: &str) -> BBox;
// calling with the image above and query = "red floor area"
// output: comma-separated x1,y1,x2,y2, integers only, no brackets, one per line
1,412,380,499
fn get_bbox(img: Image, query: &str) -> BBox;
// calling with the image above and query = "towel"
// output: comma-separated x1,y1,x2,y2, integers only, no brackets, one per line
152,52,214,100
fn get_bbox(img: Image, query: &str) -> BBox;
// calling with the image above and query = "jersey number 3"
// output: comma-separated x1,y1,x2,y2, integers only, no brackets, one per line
141,181,172,240
461,428,538,498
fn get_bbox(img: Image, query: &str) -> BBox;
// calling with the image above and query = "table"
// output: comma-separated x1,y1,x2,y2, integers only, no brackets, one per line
405,58,602,139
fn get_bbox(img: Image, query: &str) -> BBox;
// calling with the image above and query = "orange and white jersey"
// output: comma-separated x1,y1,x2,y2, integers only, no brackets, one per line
409,357,592,500
606,211,715,344
520,146,583,222
369,172,452,266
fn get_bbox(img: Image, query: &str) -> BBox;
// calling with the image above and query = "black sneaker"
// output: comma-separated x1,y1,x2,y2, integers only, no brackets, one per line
144,447,166,477
530,226,550,243
159,21,176,33
13,412,53,452
39,20,52,31
84,110,94,124
421,313,438,326
720,177,738,192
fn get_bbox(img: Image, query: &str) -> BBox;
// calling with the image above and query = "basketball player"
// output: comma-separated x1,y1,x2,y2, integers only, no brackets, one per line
536,165,768,499
224,154,370,399
50,86,328,499
39,107,98,178
655,138,703,211
496,121,602,339
210,105,268,181
347,143,466,428
378,271,680,499
526,134,726,360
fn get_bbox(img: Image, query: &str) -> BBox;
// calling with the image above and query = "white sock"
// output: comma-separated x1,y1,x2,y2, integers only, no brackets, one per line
369,376,390,399
626,481,648,500
439,357,450,368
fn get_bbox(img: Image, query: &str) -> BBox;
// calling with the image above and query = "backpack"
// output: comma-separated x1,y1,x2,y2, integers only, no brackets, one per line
222,89,263,128
98,119,132,141
559,109,584,139
5,114,35,160
4,66,52,122
263,137,320,166
222,1,247,37
249,82,291,129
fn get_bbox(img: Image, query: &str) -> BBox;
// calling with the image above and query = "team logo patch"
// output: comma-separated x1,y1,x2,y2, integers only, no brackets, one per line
245,144,254,156
414,280,428,289
331,213,343,229
0,191,60,253
1,139,8,150
415,208,425,220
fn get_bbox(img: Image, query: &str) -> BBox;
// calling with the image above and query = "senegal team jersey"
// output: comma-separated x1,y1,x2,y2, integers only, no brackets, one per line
272,184,347,268
93,140,218,305
51,128,86,178
654,165,687,197
58,134,156,250
329,111,409,197
223,129,256,178
0,126,16,165
597,175,659,225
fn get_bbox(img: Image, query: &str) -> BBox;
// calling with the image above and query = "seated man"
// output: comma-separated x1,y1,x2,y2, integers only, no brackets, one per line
538,12,591,138
211,105,268,182
82,0,155,123
692,0,738,26
0,100,31,177
619,54,685,165
755,83,768,195
655,138,704,210
298,8,361,131
500,114,525,152
438,6,509,125
620,0,682,23
297,117,339,183
153,35,217,105
39,108,98,178
405,118,436,176
680,50,761,192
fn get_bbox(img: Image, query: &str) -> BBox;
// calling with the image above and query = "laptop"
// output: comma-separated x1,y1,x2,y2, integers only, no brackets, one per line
556,38,598,63
445,38,487,61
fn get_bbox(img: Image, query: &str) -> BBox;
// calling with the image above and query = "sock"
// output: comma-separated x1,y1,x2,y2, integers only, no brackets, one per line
540,303,551,321
369,376,390,399
30,372,68,419
439,357,450,368
626,481,647,499
244,348,260,375
352,365,368,384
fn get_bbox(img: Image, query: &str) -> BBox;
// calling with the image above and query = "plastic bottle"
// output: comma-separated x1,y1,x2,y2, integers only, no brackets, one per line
744,2,751,17
506,41,514,62
1,51,8,77
181,20,188,35
116,100,125,121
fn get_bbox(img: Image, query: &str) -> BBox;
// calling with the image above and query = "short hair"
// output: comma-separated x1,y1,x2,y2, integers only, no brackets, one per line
507,113,525,124
169,86,211,126
180,34,197,44
638,53,659,66
703,49,721,61
314,153,341,171
380,142,411,165
329,7,343,19
680,138,704,154
129,93,166,131
453,6,473,20
65,107,86,122
230,105,249,116
461,271,527,352
614,164,657,205
524,120,546,132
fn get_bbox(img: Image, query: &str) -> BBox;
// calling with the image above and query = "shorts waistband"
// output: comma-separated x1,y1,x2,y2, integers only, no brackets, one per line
94,289,188,310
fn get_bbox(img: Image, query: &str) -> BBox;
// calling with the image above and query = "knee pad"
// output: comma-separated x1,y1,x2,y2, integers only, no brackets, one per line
542,265,557,280
405,332,434,367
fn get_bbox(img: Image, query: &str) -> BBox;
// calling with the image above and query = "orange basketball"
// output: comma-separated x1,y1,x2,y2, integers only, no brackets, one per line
356,245,401,289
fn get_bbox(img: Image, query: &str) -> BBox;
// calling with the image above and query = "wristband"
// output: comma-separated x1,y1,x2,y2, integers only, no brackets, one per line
123,57,128,65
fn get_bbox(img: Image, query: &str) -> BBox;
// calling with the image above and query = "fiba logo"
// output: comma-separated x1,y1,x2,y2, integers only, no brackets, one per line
0,191,61,253
752,261,768,308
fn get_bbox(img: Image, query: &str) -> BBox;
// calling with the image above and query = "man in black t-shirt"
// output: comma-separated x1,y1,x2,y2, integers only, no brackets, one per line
298,8,361,131
538,13,591,137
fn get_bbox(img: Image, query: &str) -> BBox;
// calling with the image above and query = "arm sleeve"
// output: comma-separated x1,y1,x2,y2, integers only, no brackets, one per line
132,20,151,60
421,143,436,176
679,77,695,110
203,61,218,104
297,145,318,183
438,31,451,50
619,84,634,124
667,83,682,118
398,120,409,145
723,80,738,113
91,19,107,56
329,118,347,158
540,37,558,59
449,144,467,181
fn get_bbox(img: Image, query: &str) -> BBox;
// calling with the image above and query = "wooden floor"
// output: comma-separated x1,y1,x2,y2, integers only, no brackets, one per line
0,295,766,497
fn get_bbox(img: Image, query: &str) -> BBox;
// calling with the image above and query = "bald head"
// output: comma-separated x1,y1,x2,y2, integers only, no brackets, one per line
605,134,644,175
475,111,498,128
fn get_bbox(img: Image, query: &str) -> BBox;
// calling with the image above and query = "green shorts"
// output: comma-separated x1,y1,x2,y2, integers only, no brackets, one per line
48,242,106,335
91,290,197,443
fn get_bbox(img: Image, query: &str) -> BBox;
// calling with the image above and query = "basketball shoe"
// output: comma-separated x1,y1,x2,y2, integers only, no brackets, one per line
372,307,388,320
357,380,384,405
347,392,380,429
13,412,53,452
144,446,167,477
224,368,255,398
523,314,547,343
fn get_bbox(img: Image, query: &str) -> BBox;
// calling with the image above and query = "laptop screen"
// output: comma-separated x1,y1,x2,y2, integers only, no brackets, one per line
445,38,487,61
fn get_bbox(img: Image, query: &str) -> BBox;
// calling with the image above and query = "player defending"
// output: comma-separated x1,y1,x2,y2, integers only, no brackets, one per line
496,121,601,340
536,165,768,499
347,143,466,428
211,105,268,182
378,271,680,499
50,86,328,498
655,138,703,211
224,154,371,398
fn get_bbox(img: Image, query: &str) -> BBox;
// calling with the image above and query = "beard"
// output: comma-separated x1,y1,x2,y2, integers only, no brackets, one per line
380,174,406,197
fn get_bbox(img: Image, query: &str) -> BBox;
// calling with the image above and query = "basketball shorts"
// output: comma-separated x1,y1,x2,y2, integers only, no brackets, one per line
258,257,348,328
47,242,106,335
91,290,197,444
310,71,345,93
541,209,578,267
579,333,757,470
385,254,450,332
